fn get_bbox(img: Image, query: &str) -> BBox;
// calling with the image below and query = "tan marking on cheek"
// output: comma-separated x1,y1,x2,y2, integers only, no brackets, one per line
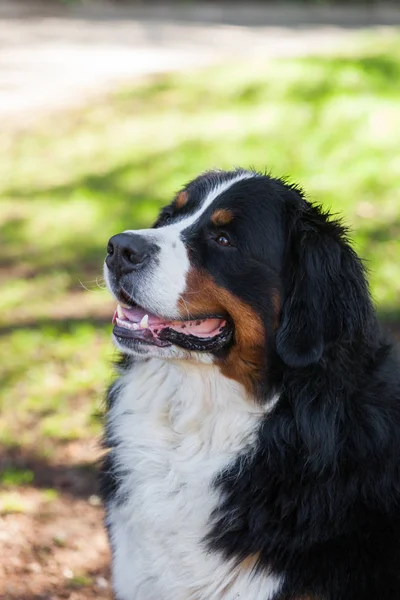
211,208,234,227
178,269,265,393
175,190,188,209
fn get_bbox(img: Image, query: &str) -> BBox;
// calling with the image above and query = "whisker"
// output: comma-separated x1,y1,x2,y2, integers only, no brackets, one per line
78,278,105,283
96,277,107,290
78,277,107,292
78,278,96,292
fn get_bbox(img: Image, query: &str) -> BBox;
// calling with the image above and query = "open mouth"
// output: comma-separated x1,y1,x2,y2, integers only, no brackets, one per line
112,302,233,352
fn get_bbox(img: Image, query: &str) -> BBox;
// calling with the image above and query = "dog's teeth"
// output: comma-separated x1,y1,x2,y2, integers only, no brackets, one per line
117,304,124,319
140,314,149,329
132,323,139,330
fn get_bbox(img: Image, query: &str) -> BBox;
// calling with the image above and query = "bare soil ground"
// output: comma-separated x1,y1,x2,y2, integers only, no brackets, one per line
0,442,112,600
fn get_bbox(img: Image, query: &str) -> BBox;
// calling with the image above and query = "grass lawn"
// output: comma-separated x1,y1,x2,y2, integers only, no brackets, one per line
0,28,399,597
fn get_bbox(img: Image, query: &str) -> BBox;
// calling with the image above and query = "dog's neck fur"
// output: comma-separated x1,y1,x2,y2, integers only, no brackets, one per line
106,357,281,600
109,358,268,475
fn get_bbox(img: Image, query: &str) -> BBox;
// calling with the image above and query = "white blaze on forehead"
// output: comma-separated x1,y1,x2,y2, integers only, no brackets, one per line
172,170,254,231
122,172,254,317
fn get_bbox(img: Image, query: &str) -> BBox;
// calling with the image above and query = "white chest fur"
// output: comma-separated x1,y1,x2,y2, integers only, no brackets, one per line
106,358,282,600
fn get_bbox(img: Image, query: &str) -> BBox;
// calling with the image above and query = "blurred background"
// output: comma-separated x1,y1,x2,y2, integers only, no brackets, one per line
0,0,399,598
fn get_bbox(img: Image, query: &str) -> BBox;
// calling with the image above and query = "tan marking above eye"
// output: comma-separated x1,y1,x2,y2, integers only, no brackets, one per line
211,208,234,227
175,191,188,209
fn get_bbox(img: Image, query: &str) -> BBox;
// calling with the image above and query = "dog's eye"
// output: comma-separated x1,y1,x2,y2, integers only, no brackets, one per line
216,234,232,247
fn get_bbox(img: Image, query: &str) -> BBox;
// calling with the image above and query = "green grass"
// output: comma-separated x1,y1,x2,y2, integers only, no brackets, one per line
1,30,400,455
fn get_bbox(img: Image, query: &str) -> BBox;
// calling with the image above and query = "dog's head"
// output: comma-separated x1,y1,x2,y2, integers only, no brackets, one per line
104,169,375,392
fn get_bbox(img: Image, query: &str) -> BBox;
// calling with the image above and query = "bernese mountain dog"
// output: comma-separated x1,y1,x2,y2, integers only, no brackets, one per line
101,169,400,600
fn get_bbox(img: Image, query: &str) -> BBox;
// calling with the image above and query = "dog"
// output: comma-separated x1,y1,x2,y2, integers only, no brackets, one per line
101,169,400,600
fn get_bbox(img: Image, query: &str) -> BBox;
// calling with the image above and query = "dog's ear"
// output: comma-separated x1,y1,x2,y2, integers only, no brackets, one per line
276,206,375,368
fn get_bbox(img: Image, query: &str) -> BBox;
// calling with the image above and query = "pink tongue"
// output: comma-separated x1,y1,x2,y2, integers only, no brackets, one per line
121,306,165,326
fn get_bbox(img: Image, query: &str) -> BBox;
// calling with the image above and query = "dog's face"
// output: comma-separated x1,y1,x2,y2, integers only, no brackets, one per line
104,169,372,391
104,170,290,386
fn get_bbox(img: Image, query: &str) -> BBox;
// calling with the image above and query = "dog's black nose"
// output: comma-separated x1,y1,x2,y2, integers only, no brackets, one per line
106,233,153,274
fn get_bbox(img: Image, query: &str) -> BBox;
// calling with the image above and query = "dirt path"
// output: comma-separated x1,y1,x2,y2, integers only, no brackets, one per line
1,1,400,127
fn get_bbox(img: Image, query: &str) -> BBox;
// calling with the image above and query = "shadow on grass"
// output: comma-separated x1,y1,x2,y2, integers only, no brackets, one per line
0,315,110,337
0,444,100,500
379,312,400,342
365,218,400,243
1,150,171,209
